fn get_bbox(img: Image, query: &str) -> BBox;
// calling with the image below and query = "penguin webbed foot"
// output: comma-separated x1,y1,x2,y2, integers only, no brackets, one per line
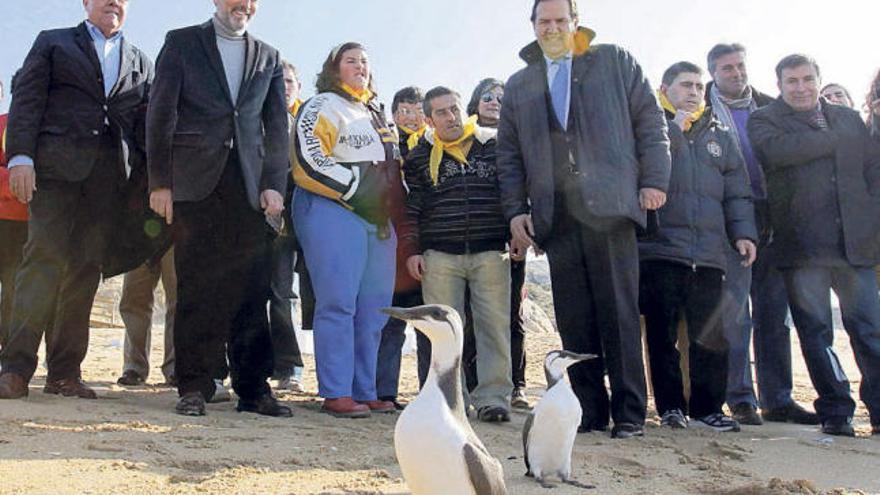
562,478,596,490
535,476,556,489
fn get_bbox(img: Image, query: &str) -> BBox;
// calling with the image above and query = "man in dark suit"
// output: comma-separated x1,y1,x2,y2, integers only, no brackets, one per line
147,0,290,417
496,0,671,438
748,54,880,437
0,0,152,400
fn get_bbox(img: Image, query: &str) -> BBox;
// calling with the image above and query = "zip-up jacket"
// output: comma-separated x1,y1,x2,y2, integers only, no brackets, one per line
291,90,403,226
401,126,509,255
638,109,757,272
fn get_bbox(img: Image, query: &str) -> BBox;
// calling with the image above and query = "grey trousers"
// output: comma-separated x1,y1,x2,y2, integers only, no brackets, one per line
120,249,176,382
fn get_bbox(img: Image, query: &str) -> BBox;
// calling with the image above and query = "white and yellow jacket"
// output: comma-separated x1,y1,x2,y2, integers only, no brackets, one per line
290,91,400,220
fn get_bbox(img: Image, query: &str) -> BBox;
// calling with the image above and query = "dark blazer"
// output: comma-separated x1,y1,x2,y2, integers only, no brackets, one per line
496,28,671,245
748,98,880,268
5,22,153,181
146,20,288,210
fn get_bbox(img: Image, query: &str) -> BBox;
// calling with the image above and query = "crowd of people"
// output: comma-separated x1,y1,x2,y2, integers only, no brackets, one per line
1,0,880,442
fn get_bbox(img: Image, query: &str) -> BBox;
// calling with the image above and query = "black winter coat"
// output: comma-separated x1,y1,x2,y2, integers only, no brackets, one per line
639,111,756,272
496,28,671,245
748,98,880,268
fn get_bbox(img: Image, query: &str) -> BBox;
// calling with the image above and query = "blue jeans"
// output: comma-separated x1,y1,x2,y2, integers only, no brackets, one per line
721,247,757,408
292,190,395,400
782,265,880,422
376,289,423,399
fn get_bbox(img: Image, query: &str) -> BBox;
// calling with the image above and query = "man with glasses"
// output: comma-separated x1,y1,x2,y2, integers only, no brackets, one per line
0,0,153,400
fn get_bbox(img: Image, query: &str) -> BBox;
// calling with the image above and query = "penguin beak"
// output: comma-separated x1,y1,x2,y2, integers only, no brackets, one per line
382,306,415,322
573,353,598,362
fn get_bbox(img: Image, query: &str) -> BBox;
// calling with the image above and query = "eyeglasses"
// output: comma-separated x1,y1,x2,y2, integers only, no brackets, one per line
480,93,503,104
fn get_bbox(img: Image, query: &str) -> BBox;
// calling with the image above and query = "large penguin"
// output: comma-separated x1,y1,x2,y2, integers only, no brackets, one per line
523,350,597,489
383,305,508,495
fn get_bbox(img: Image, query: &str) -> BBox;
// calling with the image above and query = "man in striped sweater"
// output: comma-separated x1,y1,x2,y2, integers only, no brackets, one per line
402,86,521,422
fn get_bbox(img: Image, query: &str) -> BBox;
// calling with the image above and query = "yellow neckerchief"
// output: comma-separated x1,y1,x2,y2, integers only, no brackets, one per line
339,83,374,105
429,115,478,185
658,90,706,132
399,124,427,150
289,99,303,117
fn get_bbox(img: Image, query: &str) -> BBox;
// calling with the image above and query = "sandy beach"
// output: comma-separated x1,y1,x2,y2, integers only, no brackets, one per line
0,264,878,495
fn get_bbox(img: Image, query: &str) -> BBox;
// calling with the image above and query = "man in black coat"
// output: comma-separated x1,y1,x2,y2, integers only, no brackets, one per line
147,0,290,417
496,0,671,438
748,54,880,437
0,0,152,400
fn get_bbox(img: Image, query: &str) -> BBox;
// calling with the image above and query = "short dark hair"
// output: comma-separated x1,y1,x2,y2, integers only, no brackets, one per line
466,78,504,117
706,43,746,74
315,42,377,97
391,86,424,114
423,86,461,118
530,0,579,23
662,62,703,87
775,54,821,81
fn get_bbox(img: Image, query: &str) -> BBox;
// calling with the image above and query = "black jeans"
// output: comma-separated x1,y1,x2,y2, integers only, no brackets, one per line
1,134,121,381
640,261,728,418
0,220,28,349
173,155,274,401
544,213,646,428
269,232,304,378
782,265,880,422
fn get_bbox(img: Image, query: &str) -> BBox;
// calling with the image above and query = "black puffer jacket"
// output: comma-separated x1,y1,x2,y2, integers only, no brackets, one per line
401,127,509,255
639,110,757,272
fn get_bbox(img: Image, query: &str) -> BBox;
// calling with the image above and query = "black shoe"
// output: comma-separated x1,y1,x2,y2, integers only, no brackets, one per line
762,402,820,425
731,403,763,426
611,423,644,439
872,424,879,436
117,370,146,386
660,409,689,429
237,394,293,417
821,416,855,437
577,418,608,433
176,392,206,416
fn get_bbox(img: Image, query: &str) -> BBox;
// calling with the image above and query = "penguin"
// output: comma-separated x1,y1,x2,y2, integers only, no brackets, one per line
523,350,598,489
383,305,508,495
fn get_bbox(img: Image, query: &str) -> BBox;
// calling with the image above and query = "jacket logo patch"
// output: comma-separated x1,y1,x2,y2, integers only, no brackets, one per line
706,141,723,158
339,134,376,149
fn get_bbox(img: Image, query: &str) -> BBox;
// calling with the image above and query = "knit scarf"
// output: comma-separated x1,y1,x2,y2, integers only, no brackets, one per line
658,91,706,132
340,83,374,105
399,124,427,151
709,84,757,144
429,115,478,185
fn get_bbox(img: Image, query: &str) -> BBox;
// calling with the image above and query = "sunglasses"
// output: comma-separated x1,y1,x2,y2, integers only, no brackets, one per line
480,93,503,104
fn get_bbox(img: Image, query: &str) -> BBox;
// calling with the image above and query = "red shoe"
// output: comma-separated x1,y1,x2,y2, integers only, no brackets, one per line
321,397,371,418
359,400,396,414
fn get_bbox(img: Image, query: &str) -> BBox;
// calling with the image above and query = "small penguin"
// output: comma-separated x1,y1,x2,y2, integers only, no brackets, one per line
523,350,597,489
383,305,508,495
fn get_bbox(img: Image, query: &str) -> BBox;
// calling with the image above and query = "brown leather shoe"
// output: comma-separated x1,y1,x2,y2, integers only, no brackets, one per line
321,397,371,418
359,400,396,414
43,377,97,399
0,372,29,399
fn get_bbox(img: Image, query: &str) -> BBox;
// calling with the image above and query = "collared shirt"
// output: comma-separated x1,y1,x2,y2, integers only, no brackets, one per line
85,20,123,97
545,53,572,128
9,21,123,169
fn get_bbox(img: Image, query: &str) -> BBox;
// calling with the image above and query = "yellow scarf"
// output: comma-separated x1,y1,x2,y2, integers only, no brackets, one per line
289,99,303,117
658,90,706,132
340,83,374,105
399,124,427,150
429,115,478,186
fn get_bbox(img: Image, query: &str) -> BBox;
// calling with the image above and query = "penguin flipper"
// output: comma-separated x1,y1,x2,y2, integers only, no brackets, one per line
463,442,508,495
522,413,535,473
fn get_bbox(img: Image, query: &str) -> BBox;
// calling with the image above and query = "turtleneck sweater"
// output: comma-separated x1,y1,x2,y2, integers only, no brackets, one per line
212,15,246,104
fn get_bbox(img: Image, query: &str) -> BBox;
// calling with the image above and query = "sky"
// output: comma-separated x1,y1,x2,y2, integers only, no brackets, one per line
0,0,877,115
